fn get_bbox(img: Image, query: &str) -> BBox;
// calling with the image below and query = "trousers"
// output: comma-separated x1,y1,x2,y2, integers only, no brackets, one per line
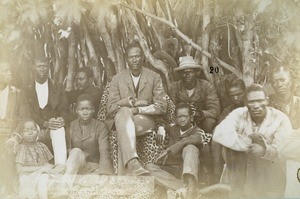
145,145,200,190
114,107,155,169
222,147,285,198
50,127,67,165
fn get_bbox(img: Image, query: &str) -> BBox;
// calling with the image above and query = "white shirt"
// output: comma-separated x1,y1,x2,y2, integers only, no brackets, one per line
0,86,9,119
186,88,195,97
179,125,193,135
35,80,49,109
131,73,141,88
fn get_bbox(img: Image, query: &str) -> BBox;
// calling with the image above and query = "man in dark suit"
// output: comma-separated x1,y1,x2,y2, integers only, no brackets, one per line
106,42,167,175
18,58,72,165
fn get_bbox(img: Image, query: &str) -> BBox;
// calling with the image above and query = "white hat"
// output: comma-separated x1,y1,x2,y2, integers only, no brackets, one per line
174,56,202,71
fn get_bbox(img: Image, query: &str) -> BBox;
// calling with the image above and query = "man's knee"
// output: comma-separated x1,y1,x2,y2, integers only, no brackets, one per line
69,148,83,155
39,173,49,182
68,148,85,162
133,115,155,136
115,107,133,119
182,145,200,156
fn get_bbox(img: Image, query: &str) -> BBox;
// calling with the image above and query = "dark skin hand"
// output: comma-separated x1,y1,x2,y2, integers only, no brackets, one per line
133,100,150,107
248,133,268,147
247,132,268,159
44,117,65,130
246,144,266,159
130,108,139,115
190,103,204,121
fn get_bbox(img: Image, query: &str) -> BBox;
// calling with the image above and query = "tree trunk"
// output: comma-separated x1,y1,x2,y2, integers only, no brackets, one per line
97,17,117,72
210,0,224,75
143,1,165,48
76,44,84,69
79,36,89,66
241,13,257,86
106,10,126,73
82,20,103,89
229,27,242,73
97,35,116,83
120,2,243,78
132,0,160,52
53,35,62,82
201,0,214,82
233,18,244,73
65,29,76,91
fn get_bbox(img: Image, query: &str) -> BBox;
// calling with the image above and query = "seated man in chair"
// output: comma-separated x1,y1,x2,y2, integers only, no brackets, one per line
106,41,167,176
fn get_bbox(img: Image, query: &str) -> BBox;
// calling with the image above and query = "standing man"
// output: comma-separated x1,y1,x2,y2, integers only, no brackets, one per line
0,61,20,196
269,65,300,198
67,67,103,118
106,42,167,175
19,58,72,165
170,56,220,134
213,84,292,197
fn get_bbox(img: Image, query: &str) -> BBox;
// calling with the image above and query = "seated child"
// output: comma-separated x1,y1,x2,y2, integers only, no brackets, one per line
61,94,114,188
145,103,212,199
15,119,62,199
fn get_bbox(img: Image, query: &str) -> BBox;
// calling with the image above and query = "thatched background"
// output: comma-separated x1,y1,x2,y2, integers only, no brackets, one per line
1,0,300,109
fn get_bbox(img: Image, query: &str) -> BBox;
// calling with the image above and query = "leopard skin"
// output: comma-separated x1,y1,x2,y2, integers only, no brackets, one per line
97,83,175,174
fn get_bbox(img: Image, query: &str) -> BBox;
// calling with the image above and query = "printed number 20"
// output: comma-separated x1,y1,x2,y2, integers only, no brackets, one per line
209,66,219,73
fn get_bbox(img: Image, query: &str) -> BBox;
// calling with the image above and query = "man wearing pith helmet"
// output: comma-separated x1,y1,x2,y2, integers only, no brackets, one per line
170,56,220,134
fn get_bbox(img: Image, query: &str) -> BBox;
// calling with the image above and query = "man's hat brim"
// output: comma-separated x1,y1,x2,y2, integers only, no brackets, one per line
174,65,202,72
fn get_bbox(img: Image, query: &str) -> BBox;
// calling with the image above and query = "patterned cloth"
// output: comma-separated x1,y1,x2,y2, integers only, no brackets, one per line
15,142,53,166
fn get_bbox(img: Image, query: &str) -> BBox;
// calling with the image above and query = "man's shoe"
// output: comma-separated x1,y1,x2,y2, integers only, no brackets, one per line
126,158,150,176
186,176,198,199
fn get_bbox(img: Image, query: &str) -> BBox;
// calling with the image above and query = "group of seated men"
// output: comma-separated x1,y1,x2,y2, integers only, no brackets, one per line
0,41,299,199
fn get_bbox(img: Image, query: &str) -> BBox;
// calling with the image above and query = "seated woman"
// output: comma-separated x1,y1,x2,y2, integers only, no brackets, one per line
61,94,114,188
15,119,61,199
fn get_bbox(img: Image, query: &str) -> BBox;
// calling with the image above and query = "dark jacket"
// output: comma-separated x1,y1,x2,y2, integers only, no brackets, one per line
269,95,300,129
69,118,113,174
18,79,73,129
106,68,167,130
166,124,208,159
170,79,220,120
218,104,237,124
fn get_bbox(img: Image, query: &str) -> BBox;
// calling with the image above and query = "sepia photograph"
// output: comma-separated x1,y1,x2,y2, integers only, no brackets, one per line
0,0,300,198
